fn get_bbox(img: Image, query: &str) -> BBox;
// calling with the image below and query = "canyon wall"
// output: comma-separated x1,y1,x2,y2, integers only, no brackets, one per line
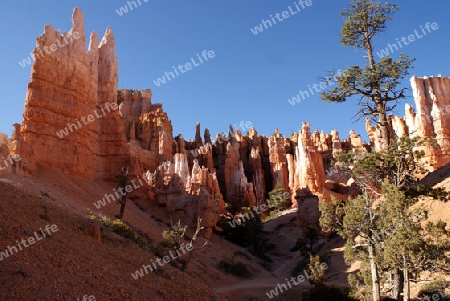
7,8,373,210
12,8,450,235
15,8,129,179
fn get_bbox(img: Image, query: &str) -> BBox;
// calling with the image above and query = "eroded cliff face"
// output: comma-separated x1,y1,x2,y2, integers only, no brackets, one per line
16,8,129,179
293,123,326,196
12,8,225,236
19,8,450,234
136,75,450,231
199,122,365,207
118,89,173,174
124,105,368,211
0,133,13,176
368,76,450,170
117,90,223,236
411,76,450,168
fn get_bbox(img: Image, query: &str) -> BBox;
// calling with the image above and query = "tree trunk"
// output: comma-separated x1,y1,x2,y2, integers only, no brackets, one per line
368,37,391,151
378,109,390,151
118,195,126,219
367,37,390,151
403,256,410,301
368,244,381,301
181,250,192,271
389,268,403,300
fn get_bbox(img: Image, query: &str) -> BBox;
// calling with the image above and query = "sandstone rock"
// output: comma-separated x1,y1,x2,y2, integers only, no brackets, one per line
184,125,214,171
366,118,376,145
404,103,417,134
392,116,408,138
330,130,343,157
14,7,390,234
410,76,450,168
250,146,265,204
224,139,240,200
375,76,450,170
151,154,223,237
349,130,365,150
223,137,256,207
195,123,202,147
0,133,13,176
296,194,320,229
294,124,325,194
365,120,383,152
318,131,332,152
97,27,130,178
82,219,102,242
119,89,173,173
15,8,129,179
268,129,289,192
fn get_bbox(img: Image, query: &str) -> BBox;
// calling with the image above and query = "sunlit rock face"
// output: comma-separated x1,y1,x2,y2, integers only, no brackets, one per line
12,7,374,238
375,76,450,170
294,123,325,195
13,7,384,233
118,88,174,175
410,76,450,168
16,8,129,179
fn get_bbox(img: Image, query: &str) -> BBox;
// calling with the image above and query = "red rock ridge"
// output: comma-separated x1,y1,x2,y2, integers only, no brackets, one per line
15,8,129,179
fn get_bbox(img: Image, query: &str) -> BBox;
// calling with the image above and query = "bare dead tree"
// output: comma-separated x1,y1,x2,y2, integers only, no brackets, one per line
115,166,129,219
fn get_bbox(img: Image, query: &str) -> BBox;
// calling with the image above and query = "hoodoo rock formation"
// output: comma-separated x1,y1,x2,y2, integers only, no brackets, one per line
410,76,450,168
0,133,13,176
293,123,326,195
366,76,450,170
268,129,290,193
15,8,129,179
7,8,450,235
118,88,173,174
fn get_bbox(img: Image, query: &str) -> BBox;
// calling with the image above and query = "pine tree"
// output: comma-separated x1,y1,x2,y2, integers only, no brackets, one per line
321,0,415,150
320,137,449,301
379,184,450,301
307,254,326,285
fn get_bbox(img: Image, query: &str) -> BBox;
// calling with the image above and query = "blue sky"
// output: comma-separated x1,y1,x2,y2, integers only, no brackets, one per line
1,0,449,142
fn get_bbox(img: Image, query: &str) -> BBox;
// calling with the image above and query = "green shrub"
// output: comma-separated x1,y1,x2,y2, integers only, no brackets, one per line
263,210,280,222
86,209,153,250
162,220,187,246
307,254,326,285
218,260,251,278
219,212,274,270
233,251,251,260
418,278,447,300
108,219,136,240
291,227,318,253
268,184,290,211
150,241,170,257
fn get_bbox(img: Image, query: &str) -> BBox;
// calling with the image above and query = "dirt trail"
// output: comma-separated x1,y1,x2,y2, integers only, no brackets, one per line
213,210,313,299
214,277,281,293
